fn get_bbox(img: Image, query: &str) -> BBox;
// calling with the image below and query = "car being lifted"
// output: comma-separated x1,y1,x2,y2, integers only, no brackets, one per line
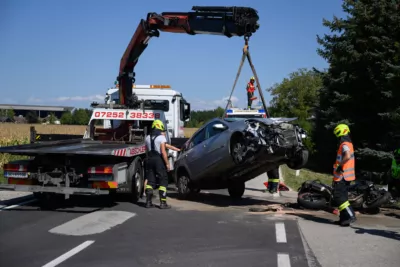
174,117,309,199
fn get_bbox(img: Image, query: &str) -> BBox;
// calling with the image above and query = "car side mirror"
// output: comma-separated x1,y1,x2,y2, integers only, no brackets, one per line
213,123,226,130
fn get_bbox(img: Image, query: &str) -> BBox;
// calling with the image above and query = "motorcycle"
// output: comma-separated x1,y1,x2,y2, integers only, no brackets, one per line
297,179,392,213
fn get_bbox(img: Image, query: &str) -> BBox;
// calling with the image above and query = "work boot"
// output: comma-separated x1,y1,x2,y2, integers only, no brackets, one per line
145,189,154,208
159,190,171,209
159,200,171,209
335,207,356,226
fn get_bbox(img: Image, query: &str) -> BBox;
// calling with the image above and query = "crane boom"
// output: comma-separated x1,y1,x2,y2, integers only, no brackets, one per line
117,6,260,108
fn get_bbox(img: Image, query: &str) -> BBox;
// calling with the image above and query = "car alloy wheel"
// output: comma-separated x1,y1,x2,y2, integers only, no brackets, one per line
232,142,245,164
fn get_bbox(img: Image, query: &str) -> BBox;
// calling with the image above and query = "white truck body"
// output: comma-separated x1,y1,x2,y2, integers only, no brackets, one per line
103,85,190,139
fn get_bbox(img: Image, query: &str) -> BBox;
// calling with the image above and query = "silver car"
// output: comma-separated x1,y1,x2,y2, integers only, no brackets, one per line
173,117,309,199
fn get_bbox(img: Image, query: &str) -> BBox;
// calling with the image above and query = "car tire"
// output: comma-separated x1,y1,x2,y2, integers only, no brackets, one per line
230,136,246,164
228,182,245,199
287,149,309,170
177,173,191,199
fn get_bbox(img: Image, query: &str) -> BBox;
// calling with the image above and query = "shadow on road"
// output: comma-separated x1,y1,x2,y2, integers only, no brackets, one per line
4,195,118,213
352,226,400,241
384,212,400,219
167,191,280,208
285,212,335,225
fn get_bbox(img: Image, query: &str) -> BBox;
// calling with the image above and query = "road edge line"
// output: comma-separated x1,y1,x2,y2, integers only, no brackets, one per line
42,240,95,267
296,219,322,267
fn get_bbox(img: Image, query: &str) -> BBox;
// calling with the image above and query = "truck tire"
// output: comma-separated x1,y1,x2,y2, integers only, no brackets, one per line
129,157,144,204
228,181,245,200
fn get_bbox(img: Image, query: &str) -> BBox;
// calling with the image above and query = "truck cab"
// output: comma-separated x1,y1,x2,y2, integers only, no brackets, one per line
103,84,191,139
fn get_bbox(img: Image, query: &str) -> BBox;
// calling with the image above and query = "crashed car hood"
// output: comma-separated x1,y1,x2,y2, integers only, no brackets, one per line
245,117,298,125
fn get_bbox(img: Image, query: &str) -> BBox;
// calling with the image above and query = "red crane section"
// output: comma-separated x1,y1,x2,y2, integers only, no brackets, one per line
116,6,260,108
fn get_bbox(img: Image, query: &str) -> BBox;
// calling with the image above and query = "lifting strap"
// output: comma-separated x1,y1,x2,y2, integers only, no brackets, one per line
223,37,270,118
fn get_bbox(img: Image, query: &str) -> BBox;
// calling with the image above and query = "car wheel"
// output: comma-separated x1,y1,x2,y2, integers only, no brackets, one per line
231,137,246,164
287,149,309,170
228,182,245,199
177,173,191,199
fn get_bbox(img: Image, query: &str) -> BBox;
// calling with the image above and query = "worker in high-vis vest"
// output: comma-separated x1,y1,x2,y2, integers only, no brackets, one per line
332,123,357,226
266,167,280,194
144,119,171,209
246,76,256,109
389,148,400,197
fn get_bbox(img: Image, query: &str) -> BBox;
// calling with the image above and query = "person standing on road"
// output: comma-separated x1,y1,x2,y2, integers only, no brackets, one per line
144,119,171,209
266,167,280,194
389,148,400,198
332,123,357,226
246,76,256,109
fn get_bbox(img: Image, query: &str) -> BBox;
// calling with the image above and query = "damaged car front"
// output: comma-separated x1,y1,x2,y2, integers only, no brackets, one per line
173,117,309,199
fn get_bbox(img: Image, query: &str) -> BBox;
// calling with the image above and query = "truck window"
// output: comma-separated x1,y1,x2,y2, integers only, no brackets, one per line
144,100,169,111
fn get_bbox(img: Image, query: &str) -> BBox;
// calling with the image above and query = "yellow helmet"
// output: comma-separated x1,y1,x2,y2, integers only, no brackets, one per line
333,124,350,137
152,119,165,131
250,76,255,80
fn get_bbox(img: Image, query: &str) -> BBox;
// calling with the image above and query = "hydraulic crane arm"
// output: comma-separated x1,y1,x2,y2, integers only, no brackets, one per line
117,6,260,108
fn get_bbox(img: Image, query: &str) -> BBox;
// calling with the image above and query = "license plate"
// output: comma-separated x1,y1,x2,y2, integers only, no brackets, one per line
4,171,28,178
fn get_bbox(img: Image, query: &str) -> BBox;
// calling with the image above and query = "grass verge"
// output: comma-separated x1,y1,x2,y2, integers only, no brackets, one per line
281,164,332,191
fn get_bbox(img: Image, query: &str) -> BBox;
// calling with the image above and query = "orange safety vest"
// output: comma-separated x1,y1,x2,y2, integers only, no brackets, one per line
247,82,255,93
333,141,355,182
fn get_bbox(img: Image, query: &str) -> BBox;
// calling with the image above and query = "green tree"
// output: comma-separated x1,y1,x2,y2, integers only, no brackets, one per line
60,112,73,124
314,0,400,180
48,112,57,124
267,68,323,152
72,109,90,125
5,109,15,119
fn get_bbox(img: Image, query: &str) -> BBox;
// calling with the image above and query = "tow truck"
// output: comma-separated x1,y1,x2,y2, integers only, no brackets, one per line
0,6,261,205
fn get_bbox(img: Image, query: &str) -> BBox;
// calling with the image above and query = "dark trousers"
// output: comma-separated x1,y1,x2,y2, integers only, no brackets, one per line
333,179,355,221
267,167,280,193
247,92,254,108
145,155,168,201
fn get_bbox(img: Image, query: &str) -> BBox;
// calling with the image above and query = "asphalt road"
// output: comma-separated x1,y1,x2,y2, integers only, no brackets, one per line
0,190,312,267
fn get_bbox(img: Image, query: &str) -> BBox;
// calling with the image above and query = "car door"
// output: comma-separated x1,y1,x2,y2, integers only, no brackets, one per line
184,127,207,179
201,120,229,172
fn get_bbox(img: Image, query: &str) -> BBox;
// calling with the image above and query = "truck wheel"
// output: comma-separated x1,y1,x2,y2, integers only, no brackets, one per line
130,157,144,204
228,182,245,200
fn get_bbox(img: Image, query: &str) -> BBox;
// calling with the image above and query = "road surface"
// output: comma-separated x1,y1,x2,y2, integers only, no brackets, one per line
1,175,399,267
0,191,309,267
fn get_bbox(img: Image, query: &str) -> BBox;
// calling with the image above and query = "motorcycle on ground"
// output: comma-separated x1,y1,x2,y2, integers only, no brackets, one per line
297,179,392,213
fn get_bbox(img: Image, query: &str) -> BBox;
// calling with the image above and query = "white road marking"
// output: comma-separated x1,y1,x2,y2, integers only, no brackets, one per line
275,222,287,243
49,210,136,236
277,253,291,267
0,199,36,211
42,240,94,267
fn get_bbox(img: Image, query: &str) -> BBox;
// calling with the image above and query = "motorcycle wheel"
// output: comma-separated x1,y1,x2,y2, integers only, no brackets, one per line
362,190,392,210
297,192,327,210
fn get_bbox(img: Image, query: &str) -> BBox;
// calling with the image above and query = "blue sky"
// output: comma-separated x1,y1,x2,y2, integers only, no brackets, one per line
0,0,345,110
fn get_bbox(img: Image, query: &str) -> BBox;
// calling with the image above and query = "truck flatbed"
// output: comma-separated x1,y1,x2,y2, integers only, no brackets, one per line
0,138,146,157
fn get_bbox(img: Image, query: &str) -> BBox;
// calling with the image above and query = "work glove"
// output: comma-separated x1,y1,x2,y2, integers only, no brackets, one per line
335,164,343,173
